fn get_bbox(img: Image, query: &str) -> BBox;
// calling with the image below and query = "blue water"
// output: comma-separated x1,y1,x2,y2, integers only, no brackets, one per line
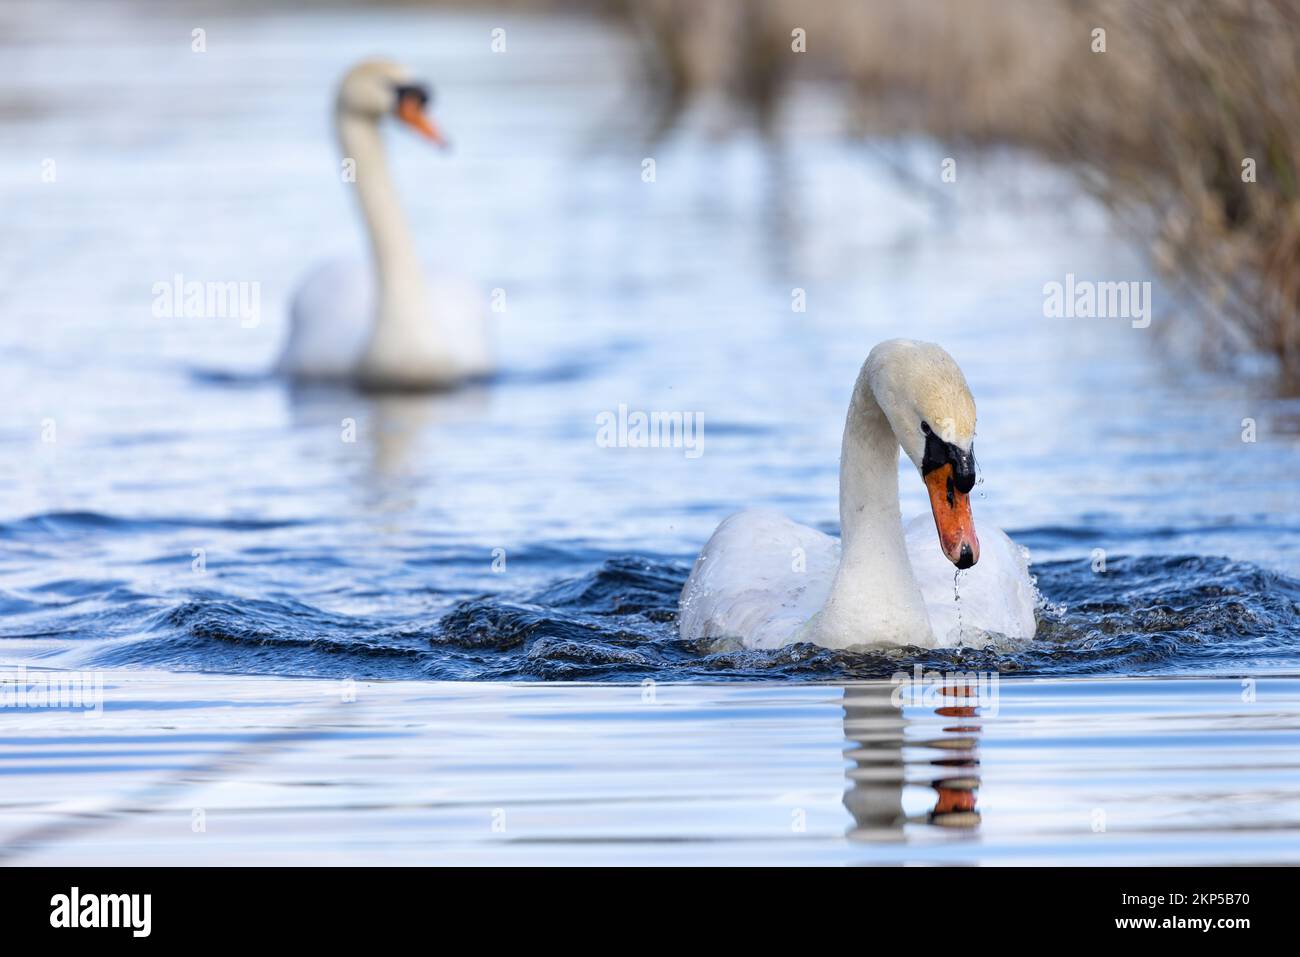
3,3,1300,685
4,674,1299,866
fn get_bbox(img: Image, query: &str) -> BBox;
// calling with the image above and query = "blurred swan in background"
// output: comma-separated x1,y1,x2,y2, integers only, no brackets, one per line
679,339,1037,649
279,59,491,391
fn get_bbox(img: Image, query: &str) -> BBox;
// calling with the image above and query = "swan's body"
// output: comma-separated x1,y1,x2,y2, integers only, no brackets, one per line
284,258,490,384
679,510,1035,649
679,340,1037,649
279,60,491,390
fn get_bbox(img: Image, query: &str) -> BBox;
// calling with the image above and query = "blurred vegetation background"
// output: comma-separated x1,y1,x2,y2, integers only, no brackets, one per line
381,0,1300,387
574,0,1300,390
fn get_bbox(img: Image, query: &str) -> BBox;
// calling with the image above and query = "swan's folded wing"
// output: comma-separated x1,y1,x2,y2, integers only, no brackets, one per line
905,514,1038,644
678,509,837,649
281,258,373,380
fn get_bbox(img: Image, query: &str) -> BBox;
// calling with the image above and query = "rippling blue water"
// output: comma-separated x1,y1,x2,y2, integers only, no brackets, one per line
3,2,1299,684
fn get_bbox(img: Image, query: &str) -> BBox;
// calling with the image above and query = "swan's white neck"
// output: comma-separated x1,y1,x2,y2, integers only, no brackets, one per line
337,111,444,359
811,374,933,646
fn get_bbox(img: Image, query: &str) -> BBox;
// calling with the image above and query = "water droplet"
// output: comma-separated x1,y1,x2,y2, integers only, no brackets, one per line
953,568,964,643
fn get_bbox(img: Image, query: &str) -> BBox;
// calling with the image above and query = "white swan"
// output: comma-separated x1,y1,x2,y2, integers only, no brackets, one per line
679,339,1037,650
279,60,491,390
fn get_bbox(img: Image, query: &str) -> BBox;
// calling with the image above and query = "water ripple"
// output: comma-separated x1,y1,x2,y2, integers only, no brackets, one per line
43,552,1300,681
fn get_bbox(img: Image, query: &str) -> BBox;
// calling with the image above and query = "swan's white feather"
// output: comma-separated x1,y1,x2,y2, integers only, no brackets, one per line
279,258,491,383
678,510,838,650
903,513,1037,645
679,508,1037,650
280,258,373,381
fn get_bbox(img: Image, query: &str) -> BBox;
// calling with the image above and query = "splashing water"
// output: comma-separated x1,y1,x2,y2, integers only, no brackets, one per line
5,552,1285,681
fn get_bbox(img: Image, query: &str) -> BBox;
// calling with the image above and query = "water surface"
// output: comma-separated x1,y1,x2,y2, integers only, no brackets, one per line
1,673,1297,866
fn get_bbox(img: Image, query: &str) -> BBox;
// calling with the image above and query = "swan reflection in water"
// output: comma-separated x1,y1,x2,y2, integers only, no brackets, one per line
287,383,491,481
841,676,987,840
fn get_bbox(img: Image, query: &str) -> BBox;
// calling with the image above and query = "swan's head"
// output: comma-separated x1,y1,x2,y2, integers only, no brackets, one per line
336,59,446,147
866,339,980,569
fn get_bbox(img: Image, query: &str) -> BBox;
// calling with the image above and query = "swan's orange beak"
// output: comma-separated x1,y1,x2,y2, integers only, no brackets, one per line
397,91,447,148
925,463,979,569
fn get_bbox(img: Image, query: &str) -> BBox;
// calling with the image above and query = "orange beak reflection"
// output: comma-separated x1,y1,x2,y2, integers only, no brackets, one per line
924,463,979,569
397,94,447,147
